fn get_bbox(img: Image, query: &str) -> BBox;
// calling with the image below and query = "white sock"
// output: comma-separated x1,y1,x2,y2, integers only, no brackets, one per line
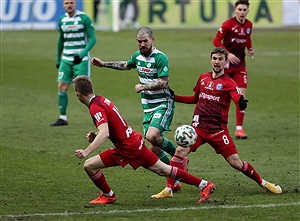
236,126,243,130
60,115,67,121
261,179,267,186
199,180,208,190
103,190,114,196
165,187,172,193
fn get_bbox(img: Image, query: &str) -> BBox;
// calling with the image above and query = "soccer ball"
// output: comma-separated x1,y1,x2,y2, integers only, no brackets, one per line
174,125,197,147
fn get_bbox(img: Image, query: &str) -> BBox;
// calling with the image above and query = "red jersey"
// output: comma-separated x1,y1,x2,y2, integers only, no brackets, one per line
213,17,253,68
89,95,142,147
192,72,242,131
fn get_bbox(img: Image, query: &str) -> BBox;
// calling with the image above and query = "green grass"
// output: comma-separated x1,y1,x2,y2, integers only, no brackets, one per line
1,29,299,221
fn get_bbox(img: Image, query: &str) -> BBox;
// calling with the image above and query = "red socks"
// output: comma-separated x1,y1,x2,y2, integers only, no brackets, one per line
90,170,111,194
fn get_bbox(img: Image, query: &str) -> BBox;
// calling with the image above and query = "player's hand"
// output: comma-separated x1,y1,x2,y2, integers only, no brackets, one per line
135,84,143,93
75,149,89,159
228,53,240,65
91,57,104,67
247,48,255,59
56,63,60,69
169,88,175,99
86,131,96,142
238,95,249,110
73,55,82,65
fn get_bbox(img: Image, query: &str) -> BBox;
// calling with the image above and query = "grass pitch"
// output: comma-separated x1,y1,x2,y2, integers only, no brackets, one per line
1,29,299,221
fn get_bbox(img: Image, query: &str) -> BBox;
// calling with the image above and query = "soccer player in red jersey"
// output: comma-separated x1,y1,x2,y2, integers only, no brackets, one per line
72,75,215,204
151,48,282,200
213,0,254,139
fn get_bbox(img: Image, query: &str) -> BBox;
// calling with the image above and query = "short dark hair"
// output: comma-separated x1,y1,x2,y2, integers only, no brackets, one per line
210,47,228,60
72,76,94,96
137,27,153,38
235,0,250,7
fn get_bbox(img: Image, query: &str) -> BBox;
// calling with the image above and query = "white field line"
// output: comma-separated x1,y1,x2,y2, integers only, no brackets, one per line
1,202,299,218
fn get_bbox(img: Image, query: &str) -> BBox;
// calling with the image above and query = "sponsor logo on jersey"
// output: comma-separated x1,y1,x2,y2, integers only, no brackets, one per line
199,92,220,102
141,67,151,73
231,25,238,31
153,113,162,119
239,28,245,35
231,38,247,43
205,81,214,90
94,112,104,123
210,130,224,138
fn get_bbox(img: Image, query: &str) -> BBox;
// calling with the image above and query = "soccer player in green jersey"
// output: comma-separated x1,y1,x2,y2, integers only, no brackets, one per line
91,27,187,192
51,0,96,126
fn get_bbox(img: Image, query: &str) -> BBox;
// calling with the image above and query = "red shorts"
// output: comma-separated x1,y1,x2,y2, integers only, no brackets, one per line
225,66,248,88
99,139,158,170
189,127,238,159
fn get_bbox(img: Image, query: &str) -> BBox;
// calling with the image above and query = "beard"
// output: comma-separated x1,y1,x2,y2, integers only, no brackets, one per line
139,47,152,57
213,66,223,74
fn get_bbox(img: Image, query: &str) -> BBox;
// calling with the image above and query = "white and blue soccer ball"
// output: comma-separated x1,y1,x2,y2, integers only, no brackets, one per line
174,125,197,148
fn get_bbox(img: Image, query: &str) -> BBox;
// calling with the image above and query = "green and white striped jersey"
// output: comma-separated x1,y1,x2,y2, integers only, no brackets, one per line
127,48,174,113
57,10,95,63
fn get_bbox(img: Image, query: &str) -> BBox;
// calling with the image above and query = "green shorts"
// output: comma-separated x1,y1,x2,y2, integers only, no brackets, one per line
57,60,90,84
142,104,175,137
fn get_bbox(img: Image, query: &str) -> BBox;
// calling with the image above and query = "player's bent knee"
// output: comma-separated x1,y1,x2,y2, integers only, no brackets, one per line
146,135,160,145
83,158,94,173
229,160,243,171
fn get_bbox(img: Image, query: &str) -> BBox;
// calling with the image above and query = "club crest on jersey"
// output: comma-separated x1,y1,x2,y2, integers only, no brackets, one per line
216,83,223,90
163,66,168,72
147,63,151,68
246,28,251,34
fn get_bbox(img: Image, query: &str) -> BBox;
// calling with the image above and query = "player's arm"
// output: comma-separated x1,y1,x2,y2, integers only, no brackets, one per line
135,76,168,93
168,88,198,104
213,25,226,49
174,93,198,104
91,57,131,70
231,86,248,110
246,38,254,59
75,123,109,159
78,16,97,59
56,28,64,68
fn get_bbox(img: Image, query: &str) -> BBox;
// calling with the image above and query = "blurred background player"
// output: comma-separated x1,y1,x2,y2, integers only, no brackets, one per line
152,48,281,199
72,75,215,204
91,27,188,192
213,0,254,139
51,0,96,126
119,0,140,29
93,0,101,22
